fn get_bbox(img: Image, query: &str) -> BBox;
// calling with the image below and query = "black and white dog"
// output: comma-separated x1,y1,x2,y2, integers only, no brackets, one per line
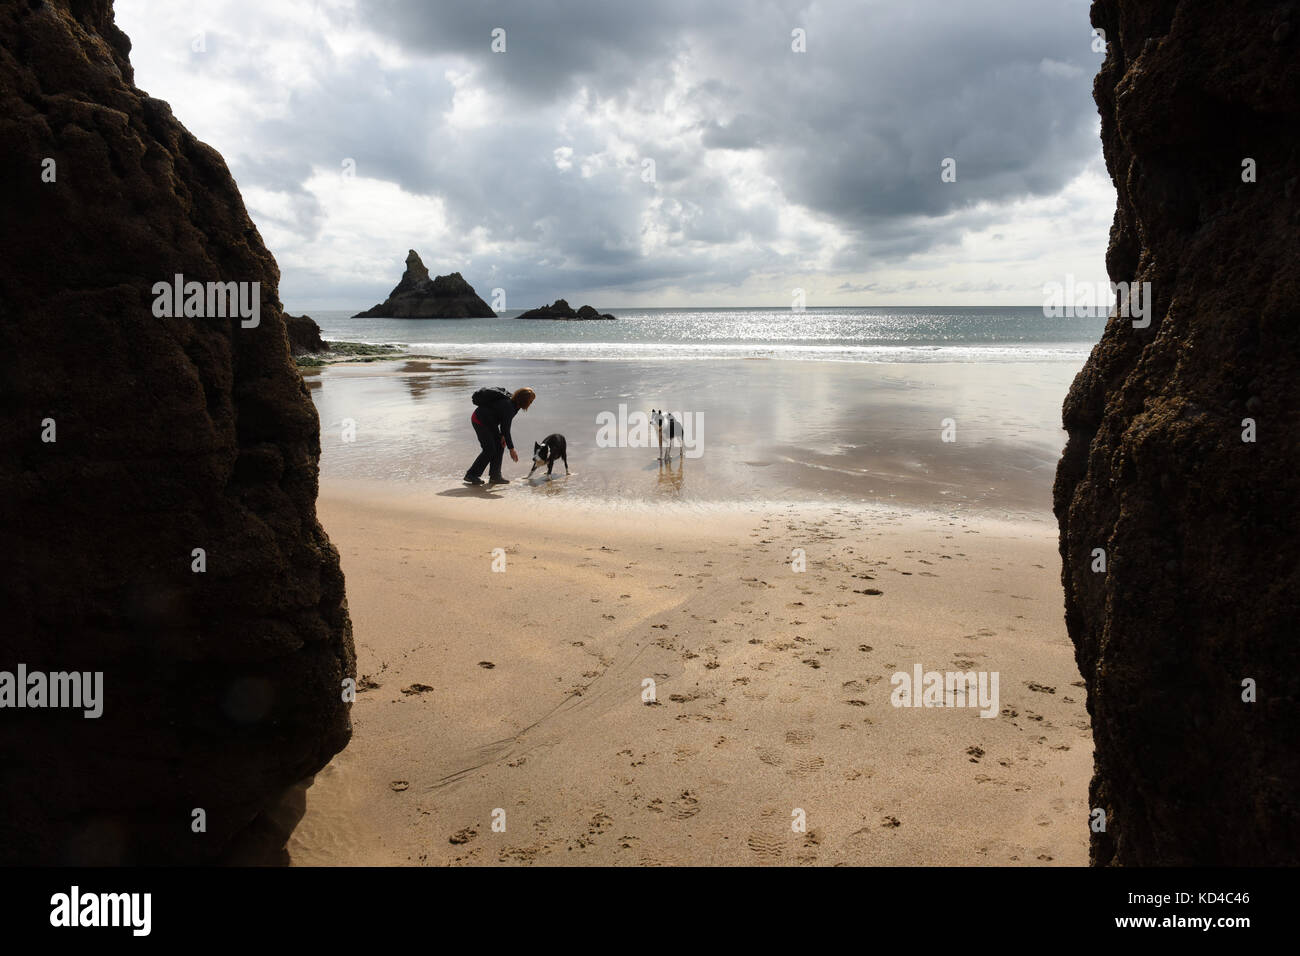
650,409,683,462
528,433,569,477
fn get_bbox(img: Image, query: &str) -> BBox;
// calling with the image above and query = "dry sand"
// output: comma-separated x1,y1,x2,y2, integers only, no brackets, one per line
289,480,1091,866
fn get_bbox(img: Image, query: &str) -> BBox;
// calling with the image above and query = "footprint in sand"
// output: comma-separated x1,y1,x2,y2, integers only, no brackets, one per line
449,826,478,845
669,791,701,819
786,755,825,777
755,746,783,767
746,833,785,861
784,729,815,746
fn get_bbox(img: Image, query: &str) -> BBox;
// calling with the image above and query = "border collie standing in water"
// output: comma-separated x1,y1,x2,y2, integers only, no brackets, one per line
650,409,683,462
528,434,569,477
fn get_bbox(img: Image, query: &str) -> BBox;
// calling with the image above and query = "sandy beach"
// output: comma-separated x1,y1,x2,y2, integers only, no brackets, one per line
290,477,1091,866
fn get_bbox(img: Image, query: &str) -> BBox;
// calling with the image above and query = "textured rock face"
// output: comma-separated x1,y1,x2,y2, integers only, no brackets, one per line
353,250,494,317
1055,0,1299,865
0,0,354,863
285,313,327,355
517,299,616,320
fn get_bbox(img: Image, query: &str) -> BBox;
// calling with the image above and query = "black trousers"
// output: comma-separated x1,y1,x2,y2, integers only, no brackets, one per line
467,417,505,480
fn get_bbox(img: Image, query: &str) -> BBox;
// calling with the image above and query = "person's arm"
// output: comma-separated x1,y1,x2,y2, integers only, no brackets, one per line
500,404,517,450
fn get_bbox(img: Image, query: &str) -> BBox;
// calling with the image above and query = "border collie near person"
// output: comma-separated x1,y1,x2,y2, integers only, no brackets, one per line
528,434,569,478
650,409,683,462
465,386,535,485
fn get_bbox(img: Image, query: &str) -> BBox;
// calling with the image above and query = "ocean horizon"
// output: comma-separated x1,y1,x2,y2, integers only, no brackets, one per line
305,305,1109,364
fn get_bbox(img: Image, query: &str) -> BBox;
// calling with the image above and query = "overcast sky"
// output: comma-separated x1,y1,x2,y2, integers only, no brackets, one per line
116,0,1114,311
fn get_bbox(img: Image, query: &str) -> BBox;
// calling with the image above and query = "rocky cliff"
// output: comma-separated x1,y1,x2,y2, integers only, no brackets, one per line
285,313,327,355
353,250,494,317
0,0,354,863
1055,0,1299,865
517,299,616,320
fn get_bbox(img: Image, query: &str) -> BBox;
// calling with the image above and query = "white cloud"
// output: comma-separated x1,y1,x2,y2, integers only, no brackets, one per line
115,0,1114,309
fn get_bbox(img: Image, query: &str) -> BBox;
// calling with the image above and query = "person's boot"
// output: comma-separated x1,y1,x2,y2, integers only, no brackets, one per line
487,475,510,485
464,474,485,485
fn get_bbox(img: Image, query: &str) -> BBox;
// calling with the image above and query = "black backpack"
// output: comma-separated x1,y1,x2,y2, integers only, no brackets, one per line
471,386,511,407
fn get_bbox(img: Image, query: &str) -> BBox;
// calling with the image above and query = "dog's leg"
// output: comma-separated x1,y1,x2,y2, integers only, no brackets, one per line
563,455,569,475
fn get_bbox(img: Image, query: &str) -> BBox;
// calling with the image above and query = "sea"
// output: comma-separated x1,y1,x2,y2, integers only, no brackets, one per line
307,306,1107,364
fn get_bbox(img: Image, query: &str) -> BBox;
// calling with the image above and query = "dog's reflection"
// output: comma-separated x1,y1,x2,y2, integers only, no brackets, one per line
656,455,684,494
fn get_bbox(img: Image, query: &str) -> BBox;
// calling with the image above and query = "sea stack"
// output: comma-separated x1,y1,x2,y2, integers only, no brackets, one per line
353,250,495,318
285,313,328,354
0,0,354,863
1055,2,1300,865
516,299,616,320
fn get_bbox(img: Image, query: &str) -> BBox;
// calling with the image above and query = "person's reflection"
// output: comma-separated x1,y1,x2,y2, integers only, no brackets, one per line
656,456,684,494
399,361,433,400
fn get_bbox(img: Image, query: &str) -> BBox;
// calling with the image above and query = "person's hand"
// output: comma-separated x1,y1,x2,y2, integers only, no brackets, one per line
509,448,519,463
500,437,506,447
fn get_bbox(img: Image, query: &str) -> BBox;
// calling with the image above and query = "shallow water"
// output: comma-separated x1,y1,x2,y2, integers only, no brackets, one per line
307,356,1076,520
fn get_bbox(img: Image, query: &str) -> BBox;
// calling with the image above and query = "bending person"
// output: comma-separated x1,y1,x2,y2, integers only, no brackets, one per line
464,387,536,486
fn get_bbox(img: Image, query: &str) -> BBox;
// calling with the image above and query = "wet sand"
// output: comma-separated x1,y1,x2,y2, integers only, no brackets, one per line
290,482,1091,866
305,357,1074,519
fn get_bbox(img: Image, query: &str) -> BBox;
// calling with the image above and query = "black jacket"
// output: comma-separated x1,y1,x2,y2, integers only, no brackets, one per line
475,396,519,450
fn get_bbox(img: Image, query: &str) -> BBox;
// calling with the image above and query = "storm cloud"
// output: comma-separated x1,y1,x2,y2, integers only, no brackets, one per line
116,0,1112,309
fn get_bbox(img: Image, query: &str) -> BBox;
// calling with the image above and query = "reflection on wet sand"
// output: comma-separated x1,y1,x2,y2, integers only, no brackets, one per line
398,359,481,400
656,457,684,495
309,355,1076,517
